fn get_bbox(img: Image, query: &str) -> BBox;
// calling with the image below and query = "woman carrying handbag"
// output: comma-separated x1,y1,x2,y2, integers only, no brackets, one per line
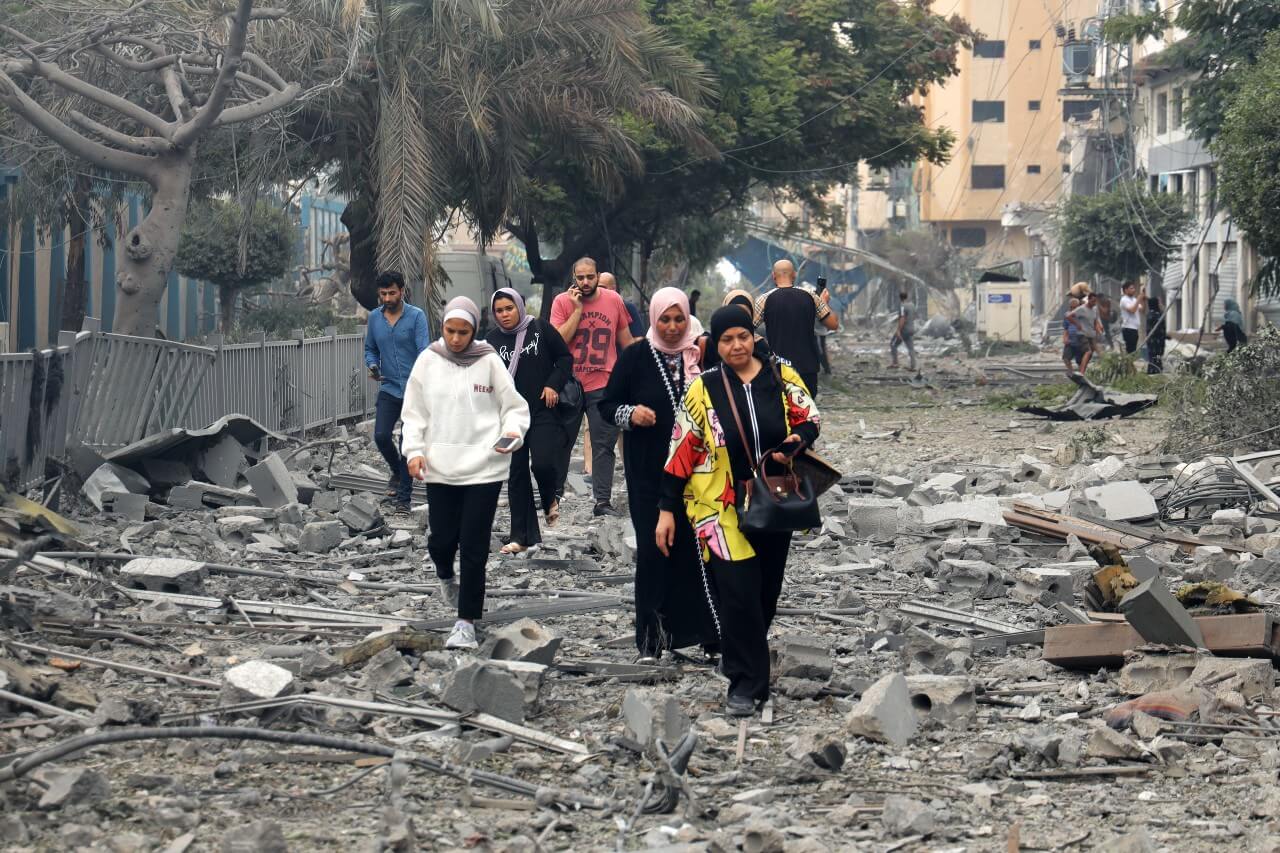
656,306,822,717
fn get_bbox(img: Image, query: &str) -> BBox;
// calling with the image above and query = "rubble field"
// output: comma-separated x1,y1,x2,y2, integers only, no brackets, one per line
3,336,1280,853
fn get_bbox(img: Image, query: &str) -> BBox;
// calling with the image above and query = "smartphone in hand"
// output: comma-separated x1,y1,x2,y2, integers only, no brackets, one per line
494,435,519,451
369,366,382,382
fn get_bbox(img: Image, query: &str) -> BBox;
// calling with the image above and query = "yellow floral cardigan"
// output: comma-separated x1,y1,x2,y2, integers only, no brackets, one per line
662,362,820,562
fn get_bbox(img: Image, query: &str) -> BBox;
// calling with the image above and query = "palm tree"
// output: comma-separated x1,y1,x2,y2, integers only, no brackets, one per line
267,0,713,314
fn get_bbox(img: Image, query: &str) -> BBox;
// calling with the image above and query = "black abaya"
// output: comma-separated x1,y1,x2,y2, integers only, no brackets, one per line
599,341,718,657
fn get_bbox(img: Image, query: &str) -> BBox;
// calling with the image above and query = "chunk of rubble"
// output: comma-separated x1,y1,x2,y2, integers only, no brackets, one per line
119,557,206,594
299,520,344,554
1010,567,1073,606
845,672,917,747
622,688,691,752
222,661,295,703
338,493,382,533
38,767,111,809
480,619,562,666
845,496,907,540
441,660,533,723
920,497,1006,527
220,819,289,853
938,558,1006,598
880,795,936,837
82,463,150,511
1084,481,1158,522
904,675,976,728
771,635,833,680
1119,578,1206,648
361,646,415,690
785,733,846,771
245,452,300,508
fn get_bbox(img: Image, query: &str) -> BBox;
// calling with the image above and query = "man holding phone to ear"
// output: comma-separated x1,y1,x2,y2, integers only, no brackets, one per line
364,271,431,512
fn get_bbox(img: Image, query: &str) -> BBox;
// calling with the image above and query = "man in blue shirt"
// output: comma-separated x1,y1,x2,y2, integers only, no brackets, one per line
364,271,431,510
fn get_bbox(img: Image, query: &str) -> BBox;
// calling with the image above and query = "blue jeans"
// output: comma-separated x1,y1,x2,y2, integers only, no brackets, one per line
374,391,411,502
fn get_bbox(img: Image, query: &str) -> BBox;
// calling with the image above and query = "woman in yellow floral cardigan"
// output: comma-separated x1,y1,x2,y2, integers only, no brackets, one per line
656,306,821,717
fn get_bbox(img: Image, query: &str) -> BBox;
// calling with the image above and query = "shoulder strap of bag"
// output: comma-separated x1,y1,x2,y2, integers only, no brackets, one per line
720,368,758,475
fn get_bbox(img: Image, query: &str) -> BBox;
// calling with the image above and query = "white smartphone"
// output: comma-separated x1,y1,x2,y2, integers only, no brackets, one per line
493,436,519,451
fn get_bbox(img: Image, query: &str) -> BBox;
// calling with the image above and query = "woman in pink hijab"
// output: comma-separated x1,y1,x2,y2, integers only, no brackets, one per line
599,287,718,664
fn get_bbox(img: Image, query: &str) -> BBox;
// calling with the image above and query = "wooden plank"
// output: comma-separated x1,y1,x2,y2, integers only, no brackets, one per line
1044,613,1279,668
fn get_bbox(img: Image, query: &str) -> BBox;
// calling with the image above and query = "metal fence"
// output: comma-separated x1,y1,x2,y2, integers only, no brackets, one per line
1,322,375,492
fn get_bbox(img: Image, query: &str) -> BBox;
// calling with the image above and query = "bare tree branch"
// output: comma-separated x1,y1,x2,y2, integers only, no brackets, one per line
0,68,156,177
2,53,174,139
67,109,168,155
211,82,301,127
172,0,254,147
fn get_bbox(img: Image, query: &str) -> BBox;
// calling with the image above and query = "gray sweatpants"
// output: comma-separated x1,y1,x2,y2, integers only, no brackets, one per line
563,387,620,507
890,332,917,369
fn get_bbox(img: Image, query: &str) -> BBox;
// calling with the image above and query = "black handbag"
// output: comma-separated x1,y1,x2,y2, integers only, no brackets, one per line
556,376,584,421
720,369,821,533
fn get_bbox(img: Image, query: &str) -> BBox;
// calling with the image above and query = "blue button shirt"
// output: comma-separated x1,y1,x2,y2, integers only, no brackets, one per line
364,303,431,399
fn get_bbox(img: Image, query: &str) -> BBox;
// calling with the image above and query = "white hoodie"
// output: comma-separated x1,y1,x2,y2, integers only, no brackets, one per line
400,349,531,486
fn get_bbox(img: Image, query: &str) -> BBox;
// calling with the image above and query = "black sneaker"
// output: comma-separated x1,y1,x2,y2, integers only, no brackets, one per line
593,502,620,517
726,694,755,717
392,500,411,514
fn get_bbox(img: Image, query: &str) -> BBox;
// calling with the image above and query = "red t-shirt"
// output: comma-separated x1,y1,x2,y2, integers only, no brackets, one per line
550,288,631,392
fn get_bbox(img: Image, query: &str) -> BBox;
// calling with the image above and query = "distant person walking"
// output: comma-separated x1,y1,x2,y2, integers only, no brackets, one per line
657,306,821,716
1061,297,1087,374
550,258,637,517
1067,291,1104,372
1119,281,1145,354
1218,299,1249,352
754,259,837,396
600,287,717,663
889,290,917,371
600,272,646,338
402,296,530,650
486,288,573,553
1146,296,1167,374
363,271,430,512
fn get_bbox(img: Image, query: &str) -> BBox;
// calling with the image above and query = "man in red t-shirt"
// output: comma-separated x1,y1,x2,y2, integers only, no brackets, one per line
550,257,636,516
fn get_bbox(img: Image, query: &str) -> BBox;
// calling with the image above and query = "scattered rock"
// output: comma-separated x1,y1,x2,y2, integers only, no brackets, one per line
880,795,936,837
38,767,111,809
845,672,917,747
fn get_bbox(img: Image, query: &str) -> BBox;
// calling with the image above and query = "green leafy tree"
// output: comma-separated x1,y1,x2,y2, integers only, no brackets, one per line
502,0,975,314
1104,0,1280,143
1056,182,1192,282
176,199,295,333
1214,33,1280,297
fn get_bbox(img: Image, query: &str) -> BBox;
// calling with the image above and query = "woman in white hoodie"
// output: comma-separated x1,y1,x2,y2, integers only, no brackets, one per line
402,296,531,649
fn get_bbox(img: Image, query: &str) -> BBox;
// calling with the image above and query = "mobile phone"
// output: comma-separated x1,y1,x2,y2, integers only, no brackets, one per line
368,366,382,381
815,276,828,293
494,436,519,451
781,441,804,457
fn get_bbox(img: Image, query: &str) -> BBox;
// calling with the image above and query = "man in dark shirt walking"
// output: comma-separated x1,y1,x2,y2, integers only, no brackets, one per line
363,271,431,511
754,260,838,395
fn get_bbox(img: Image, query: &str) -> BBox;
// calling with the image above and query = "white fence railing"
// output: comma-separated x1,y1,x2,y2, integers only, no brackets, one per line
1,321,376,492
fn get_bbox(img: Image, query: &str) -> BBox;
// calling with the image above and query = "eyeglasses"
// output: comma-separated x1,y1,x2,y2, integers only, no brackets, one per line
575,274,594,280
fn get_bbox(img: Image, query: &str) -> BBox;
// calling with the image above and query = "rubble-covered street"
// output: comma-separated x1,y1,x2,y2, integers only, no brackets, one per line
4,332,1280,853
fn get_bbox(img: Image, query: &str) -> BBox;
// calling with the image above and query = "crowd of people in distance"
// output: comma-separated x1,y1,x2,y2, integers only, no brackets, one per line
362,258,832,716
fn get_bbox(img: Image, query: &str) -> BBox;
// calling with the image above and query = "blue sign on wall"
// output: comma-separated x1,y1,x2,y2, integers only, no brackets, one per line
987,293,1013,303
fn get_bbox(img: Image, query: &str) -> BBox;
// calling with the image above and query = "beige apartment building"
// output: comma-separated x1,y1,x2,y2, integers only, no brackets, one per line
916,0,1098,267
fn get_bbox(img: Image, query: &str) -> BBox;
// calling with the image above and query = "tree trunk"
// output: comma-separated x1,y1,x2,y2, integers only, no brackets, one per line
219,282,237,333
342,197,380,312
60,174,92,332
113,153,195,336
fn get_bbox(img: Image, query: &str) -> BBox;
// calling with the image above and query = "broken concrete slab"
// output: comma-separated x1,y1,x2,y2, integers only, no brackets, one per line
360,646,415,690
82,463,150,511
38,767,111,809
217,515,267,540
337,493,382,533
873,475,915,499
1086,724,1144,761
1010,567,1074,606
299,520,344,554
1116,653,1200,695
900,627,973,675
1084,481,1158,522
441,660,530,723
937,558,1006,598
785,733,846,771
1119,578,1206,649
119,557,206,594
245,452,299,508
1186,657,1275,701
622,688,691,753
845,672,917,747
480,619,562,666
104,491,149,521
771,635,833,681
919,497,1006,527
197,434,248,488
845,496,907,540
220,819,289,853
903,675,976,728
222,661,295,702
880,795,936,837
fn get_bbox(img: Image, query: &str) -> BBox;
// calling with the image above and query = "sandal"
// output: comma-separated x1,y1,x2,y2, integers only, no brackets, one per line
500,542,527,555
545,500,560,528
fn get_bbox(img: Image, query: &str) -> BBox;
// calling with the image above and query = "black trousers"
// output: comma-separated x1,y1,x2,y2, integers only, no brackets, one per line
1122,327,1139,354
707,530,792,702
1224,323,1247,352
426,481,503,621
1147,339,1165,374
798,371,819,398
508,414,562,546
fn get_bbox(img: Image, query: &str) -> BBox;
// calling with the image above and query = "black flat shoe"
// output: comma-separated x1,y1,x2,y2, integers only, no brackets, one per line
726,694,755,717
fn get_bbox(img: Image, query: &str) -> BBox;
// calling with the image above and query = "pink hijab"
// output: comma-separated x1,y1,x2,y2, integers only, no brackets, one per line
646,287,702,379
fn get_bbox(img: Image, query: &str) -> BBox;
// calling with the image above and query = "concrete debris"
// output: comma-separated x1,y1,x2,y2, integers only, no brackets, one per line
480,618,562,666
299,520,345,554
919,497,1006,527
1010,567,1073,606
82,463,150,511
1086,724,1145,761
880,795,936,837
441,660,533,723
119,557,206,594
220,820,289,853
903,675,976,728
937,558,1006,598
337,493,382,533
622,688,691,753
1084,481,1158,521
222,660,296,702
1119,578,1206,648
845,672,917,747
38,767,111,809
360,646,415,690
771,635,833,680
245,453,300,508
785,732,846,770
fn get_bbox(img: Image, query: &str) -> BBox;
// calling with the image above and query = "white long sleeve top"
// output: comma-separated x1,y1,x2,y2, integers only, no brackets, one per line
400,349,531,486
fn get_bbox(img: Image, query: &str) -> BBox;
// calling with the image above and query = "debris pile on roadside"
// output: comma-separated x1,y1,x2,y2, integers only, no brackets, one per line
3,393,1280,851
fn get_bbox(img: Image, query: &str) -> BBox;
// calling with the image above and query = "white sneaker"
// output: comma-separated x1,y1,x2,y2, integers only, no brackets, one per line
445,620,478,650
438,576,459,609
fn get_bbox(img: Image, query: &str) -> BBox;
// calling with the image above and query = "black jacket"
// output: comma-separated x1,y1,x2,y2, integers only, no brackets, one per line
485,318,572,408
